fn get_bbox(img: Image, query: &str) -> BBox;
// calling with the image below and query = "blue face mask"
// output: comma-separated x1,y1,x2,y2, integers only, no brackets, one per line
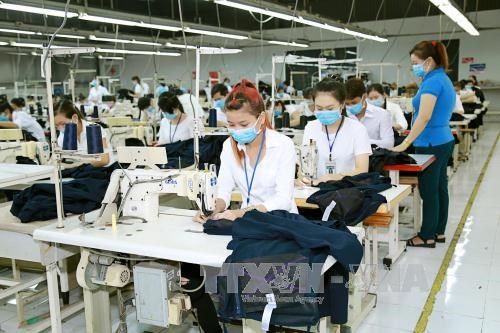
228,118,261,145
412,64,426,78
147,106,155,113
276,92,284,99
274,110,282,117
163,112,177,120
315,110,341,126
367,98,384,108
0,115,8,121
213,99,225,109
346,102,364,116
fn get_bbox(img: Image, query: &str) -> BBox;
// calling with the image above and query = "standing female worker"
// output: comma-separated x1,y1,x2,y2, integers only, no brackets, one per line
393,40,455,248
301,78,372,184
156,92,194,145
54,100,114,167
194,79,296,223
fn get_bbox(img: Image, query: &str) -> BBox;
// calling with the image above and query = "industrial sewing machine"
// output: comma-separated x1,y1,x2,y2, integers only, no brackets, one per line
297,138,318,180
0,129,50,164
95,146,217,226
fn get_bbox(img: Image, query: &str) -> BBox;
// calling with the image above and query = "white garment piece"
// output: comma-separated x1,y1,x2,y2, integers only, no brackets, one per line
142,82,150,95
12,111,46,142
134,83,144,97
157,115,195,145
454,94,464,114
88,86,110,104
299,101,314,117
178,94,205,120
386,101,408,131
349,104,394,149
216,129,297,213
302,118,372,178
215,108,227,124
57,119,115,166
389,89,398,97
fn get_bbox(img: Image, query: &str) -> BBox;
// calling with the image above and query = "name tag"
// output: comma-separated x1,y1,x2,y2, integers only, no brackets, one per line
325,160,336,175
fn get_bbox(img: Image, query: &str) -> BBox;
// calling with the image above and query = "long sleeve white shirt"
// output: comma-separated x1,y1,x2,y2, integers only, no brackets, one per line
349,104,394,149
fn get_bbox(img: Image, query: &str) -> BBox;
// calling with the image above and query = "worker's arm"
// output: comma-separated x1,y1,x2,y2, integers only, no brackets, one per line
290,111,300,128
89,139,110,167
0,121,19,129
393,93,436,152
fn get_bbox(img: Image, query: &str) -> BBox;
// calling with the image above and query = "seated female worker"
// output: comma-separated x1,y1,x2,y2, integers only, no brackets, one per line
300,78,372,185
54,99,114,167
194,79,297,223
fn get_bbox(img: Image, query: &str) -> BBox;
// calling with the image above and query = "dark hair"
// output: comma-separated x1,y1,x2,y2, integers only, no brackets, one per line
283,80,290,86
410,40,449,71
0,102,13,114
274,100,286,110
54,99,83,120
303,87,313,99
367,83,385,96
158,92,184,114
131,76,140,83
345,78,366,100
199,89,207,97
137,97,151,111
211,83,229,98
11,97,26,108
459,79,468,89
469,74,478,85
313,78,346,103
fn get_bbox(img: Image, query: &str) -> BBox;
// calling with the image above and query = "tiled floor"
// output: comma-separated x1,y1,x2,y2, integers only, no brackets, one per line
0,126,498,333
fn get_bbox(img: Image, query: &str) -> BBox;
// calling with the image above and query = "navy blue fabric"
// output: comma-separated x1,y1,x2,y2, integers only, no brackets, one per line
217,210,362,326
11,163,119,223
204,219,233,235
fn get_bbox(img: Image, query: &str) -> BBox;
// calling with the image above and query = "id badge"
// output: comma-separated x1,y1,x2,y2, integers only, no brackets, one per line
325,159,336,175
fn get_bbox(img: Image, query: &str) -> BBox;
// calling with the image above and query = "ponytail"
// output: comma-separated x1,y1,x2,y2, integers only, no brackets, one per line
410,40,449,71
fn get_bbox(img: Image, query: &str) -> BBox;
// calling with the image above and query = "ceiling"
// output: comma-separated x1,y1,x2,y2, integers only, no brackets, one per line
0,0,498,51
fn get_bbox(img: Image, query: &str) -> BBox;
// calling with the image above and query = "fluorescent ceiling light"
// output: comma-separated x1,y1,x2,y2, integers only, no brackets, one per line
96,48,180,56
0,28,39,35
346,50,357,55
89,35,161,46
136,21,181,32
98,55,124,60
53,34,85,40
10,41,66,49
183,27,248,40
429,0,479,36
268,40,308,48
7,52,28,55
165,42,242,53
198,48,242,54
80,14,181,32
0,2,78,18
214,0,295,21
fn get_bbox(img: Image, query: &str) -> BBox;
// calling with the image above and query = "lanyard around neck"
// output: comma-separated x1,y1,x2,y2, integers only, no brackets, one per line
325,116,344,157
243,129,266,206
169,114,182,142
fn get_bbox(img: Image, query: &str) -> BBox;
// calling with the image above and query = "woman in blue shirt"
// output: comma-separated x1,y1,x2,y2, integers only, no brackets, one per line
393,40,455,248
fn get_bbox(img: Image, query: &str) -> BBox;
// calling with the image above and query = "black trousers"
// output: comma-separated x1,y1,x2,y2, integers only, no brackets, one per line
182,263,222,333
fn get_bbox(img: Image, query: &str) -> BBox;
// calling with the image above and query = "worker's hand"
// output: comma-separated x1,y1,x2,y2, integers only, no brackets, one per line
391,144,408,153
212,209,244,221
193,211,208,224
180,277,190,286
295,177,311,187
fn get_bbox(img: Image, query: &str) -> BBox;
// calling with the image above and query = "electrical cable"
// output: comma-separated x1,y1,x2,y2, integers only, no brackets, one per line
42,0,71,78
179,265,207,293
379,0,414,62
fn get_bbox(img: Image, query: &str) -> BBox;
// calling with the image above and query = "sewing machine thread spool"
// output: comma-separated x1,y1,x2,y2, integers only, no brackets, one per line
86,124,104,154
62,123,78,151
79,104,85,116
274,116,283,129
282,112,290,128
29,105,35,115
208,108,217,127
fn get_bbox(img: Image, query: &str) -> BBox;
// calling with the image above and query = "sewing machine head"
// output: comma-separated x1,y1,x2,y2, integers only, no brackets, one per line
95,147,217,226
297,139,318,180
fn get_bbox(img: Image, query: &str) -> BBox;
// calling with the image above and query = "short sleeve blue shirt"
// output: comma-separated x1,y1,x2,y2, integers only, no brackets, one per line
412,68,455,147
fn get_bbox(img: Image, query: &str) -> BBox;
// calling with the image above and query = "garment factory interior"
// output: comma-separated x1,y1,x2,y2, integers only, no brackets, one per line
0,0,499,332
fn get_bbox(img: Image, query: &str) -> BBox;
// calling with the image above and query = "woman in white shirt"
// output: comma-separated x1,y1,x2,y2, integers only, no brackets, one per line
367,83,408,131
301,78,372,184
0,100,46,142
194,79,296,223
54,100,114,167
156,92,194,145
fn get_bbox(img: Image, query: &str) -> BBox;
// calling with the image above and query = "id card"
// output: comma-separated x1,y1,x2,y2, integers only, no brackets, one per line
325,159,336,175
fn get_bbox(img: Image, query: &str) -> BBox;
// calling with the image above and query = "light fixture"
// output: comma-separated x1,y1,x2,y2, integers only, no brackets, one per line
7,52,29,56
10,41,66,48
165,42,242,53
52,34,85,40
79,14,181,32
31,51,41,56
96,48,180,56
0,1,78,18
268,40,309,48
429,0,479,36
198,48,242,54
98,55,124,60
183,27,248,40
214,0,295,21
0,28,39,35
346,50,357,55
0,41,8,45
89,35,161,46
211,1,388,42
